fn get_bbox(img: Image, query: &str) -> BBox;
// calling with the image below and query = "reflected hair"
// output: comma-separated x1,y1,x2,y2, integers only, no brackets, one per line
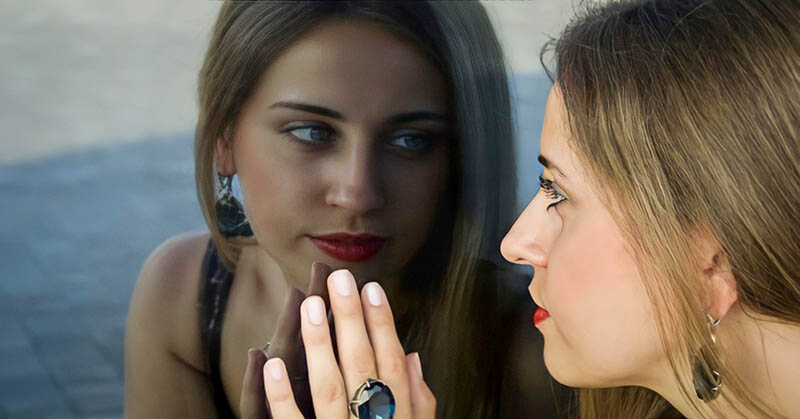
195,2,516,417
545,0,800,417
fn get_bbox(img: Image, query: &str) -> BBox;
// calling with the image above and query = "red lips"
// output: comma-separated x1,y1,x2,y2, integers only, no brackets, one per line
533,307,550,326
309,233,387,262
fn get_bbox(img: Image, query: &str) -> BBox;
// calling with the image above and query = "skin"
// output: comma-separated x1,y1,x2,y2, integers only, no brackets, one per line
500,86,800,418
125,19,450,418
262,78,800,418
215,19,450,294
500,87,666,389
260,268,436,419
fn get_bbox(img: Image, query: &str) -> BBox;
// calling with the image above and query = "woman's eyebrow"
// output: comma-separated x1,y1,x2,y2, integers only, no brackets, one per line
538,154,568,180
268,101,345,120
268,102,448,125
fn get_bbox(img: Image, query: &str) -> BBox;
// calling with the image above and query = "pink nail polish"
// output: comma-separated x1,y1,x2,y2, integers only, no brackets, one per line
266,359,284,382
365,282,383,307
305,296,325,325
332,270,354,296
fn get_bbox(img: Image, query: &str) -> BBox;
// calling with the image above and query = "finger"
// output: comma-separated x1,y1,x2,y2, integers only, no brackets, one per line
406,352,436,419
307,261,336,357
268,287,313,416
270,262,332,418
239,348,268,419
307,261,333,302
361,282,412,419
327,270,378,399
301,296,348,418
268,287,304,358
272,261,332,354
263,358,304,419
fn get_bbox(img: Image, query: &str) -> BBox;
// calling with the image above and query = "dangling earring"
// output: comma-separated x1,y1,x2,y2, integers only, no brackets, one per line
215,174,253,237
693,314,722,402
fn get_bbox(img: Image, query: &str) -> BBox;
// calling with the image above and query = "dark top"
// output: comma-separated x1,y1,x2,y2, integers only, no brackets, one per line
199,239,236,419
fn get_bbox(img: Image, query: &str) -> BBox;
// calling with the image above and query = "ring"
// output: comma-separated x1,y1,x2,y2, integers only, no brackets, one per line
348,378,395,418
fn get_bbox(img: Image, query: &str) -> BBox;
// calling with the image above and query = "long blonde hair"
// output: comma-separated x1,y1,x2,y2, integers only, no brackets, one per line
547,0,800,417
194,2,517,417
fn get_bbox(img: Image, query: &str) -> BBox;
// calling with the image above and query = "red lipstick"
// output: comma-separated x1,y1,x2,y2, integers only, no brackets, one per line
309,234,386,262
533,307,550,326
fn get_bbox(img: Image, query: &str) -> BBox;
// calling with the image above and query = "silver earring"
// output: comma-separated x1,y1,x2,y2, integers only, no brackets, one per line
215,174,253,237
693,314,722,401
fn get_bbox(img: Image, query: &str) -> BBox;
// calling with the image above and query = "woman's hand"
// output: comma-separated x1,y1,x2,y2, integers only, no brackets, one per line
263,269,436,418
239,262,333,418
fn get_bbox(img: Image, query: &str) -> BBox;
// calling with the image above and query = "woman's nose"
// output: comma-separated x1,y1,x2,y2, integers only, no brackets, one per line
500,194,554,268
325,144,385,214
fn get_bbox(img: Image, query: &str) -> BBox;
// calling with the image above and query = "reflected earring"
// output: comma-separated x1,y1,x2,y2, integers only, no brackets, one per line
215,174,253,237
693,314,722,402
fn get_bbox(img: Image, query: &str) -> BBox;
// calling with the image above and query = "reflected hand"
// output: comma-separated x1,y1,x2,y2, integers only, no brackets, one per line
239,262,333,418
262,270,436,419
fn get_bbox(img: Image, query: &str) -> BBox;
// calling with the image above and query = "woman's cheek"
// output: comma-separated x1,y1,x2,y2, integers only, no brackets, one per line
384,154,449,237
240,149,315,249
545,214,634,340
549,216,663,383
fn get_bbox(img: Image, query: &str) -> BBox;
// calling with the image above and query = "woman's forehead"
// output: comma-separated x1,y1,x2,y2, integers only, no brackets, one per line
250,20,449,120
540,87,572,174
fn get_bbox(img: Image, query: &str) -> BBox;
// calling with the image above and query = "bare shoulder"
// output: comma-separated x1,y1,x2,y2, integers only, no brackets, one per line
138,231,211,291
124,231,217,418
130,231,211,366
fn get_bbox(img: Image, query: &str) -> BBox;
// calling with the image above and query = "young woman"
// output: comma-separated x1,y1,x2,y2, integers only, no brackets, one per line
124,2,561,418
501,0,800,417
264,0,800,418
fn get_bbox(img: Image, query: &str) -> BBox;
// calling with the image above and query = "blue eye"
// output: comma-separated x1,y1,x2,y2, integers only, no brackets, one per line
283,124,334,144
539,175,568,209
388,132,433,152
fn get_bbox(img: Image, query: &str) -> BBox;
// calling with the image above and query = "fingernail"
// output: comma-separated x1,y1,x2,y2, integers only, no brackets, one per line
265,358,284,382
365,282,384,307
305,296,325,325
332,270,353,296
411,352,424,380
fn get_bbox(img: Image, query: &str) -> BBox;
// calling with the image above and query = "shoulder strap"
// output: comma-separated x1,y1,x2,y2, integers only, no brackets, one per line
199,238,236,418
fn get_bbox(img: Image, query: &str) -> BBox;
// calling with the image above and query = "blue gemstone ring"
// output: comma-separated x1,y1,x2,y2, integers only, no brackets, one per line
348,378,396,419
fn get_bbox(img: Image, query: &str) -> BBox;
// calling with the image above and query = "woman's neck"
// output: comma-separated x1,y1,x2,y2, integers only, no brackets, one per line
653,303,800,418
238,245,291,326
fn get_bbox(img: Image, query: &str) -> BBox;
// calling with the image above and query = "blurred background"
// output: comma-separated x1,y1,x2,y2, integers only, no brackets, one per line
0,1,573,417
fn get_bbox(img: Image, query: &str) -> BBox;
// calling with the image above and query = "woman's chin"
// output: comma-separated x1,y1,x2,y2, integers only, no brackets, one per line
542,345,596,389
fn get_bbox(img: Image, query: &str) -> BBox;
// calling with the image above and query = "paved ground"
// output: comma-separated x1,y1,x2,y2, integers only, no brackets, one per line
0,134,204,418
0,1,566,417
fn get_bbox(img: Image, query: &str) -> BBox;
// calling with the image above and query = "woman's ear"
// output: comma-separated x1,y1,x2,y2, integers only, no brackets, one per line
215,137,236,176
695,228,738,320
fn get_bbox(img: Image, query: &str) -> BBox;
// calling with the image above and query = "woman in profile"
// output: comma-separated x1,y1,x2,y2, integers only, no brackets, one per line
263,0,800,418
500,0,800,417
124,2,560,418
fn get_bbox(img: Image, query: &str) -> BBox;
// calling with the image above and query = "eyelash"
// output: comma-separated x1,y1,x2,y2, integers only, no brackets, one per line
280,123,439,154
539,175,567,209
280,124,335,145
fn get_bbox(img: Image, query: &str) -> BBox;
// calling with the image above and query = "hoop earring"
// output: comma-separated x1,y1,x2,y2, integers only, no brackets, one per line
693,314,722,402
215,174,253,238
